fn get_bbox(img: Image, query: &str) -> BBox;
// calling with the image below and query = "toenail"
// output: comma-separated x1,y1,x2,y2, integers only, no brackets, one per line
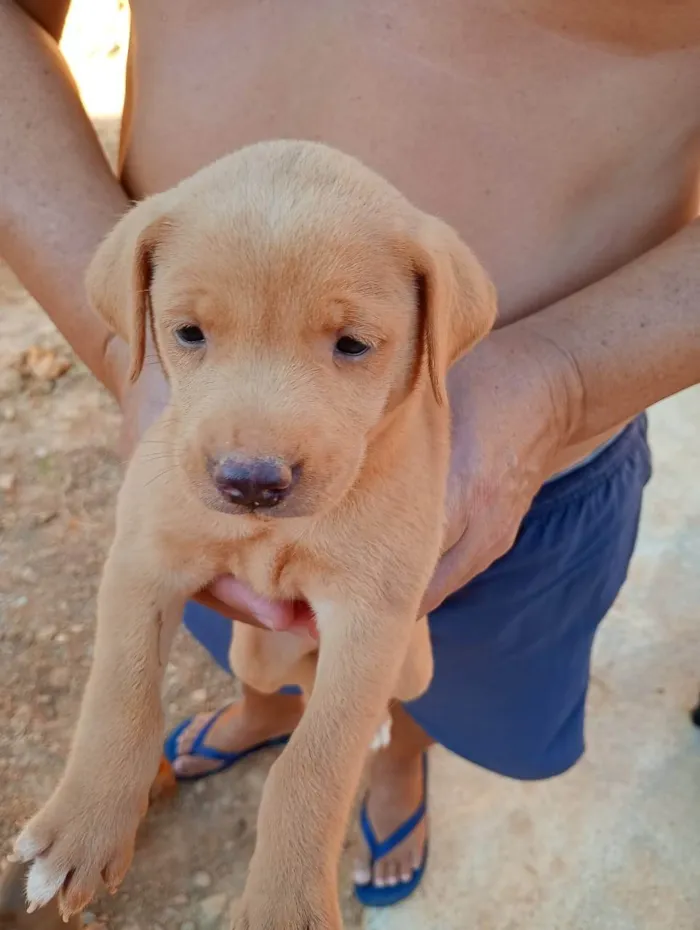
386,875,398,887
374,877,386,888
401,871,413,883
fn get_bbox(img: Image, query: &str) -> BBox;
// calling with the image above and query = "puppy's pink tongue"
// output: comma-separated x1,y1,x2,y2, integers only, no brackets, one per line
209,576,308,634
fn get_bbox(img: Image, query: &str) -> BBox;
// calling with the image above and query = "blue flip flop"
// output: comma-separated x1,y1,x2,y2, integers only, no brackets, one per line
354,753,429,908
163,705,292,782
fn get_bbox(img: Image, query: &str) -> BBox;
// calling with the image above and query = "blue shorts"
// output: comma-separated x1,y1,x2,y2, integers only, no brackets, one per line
183,415,651,781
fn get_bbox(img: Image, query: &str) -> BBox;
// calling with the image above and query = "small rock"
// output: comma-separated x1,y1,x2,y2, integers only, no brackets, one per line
20,565,38,583
191,688,207,703
180,922,197,930
173,893,189,906
0,366,22,398
32,509,58,526
0,472,16,492
20,345,72,382
55,632,68,644
1,403,16,421
70,622,85,634
34,446,49,459
37,624,57,641
49,666,71,689
81,911,96,925
193,780,206,796
11,595,28,608
193,870,212,889
199,893,227,923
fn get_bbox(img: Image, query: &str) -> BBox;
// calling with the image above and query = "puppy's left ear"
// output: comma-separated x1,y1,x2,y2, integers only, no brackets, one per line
412,216,497,405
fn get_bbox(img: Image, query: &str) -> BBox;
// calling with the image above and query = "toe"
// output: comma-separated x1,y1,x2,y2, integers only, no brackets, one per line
170,711,223,777
372,856,396,889
174,714,210,756
25,856,68,911
172,754,222,778
60,863,100,916
101,845,134,894
14,824,53,863
352,847,373,887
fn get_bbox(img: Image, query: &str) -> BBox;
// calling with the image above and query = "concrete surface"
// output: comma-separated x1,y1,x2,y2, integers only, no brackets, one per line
368,388,700,930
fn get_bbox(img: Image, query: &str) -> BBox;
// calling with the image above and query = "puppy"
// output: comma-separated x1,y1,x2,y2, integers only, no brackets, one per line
14,141,496,928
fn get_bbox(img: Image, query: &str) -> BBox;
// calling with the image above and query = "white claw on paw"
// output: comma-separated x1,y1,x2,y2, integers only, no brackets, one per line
13,831,47,864
370,719,392,752
25,858,66,912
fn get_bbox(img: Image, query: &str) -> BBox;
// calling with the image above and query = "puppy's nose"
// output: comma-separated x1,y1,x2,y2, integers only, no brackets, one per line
213,458,294,509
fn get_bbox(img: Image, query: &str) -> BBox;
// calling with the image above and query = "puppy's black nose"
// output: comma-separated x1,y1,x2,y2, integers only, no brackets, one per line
213,458,294,509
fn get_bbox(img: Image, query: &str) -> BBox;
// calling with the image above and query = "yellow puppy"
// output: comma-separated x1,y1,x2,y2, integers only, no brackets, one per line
15,141,495,928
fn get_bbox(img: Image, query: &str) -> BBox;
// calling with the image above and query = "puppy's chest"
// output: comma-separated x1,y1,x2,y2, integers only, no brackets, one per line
221,532,320,602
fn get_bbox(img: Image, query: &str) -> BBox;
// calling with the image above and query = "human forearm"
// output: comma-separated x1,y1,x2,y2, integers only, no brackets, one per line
0,1,130,395
497,219,700,445
429,219,700,605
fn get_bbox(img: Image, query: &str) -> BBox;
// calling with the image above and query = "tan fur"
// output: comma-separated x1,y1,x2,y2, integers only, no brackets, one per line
14,141,495,928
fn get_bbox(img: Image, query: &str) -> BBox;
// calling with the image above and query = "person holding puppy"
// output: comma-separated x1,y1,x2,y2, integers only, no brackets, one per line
1,0,699,909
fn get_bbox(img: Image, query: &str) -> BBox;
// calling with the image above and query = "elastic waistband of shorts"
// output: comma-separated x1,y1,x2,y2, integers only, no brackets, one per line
532,414,649,511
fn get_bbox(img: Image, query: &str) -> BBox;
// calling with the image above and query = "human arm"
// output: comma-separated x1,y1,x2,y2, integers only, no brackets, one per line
424,218,700,611
0,0,131,396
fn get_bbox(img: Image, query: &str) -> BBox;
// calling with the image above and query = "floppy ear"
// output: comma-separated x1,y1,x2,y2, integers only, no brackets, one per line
85,199,170,383
413,217,497,405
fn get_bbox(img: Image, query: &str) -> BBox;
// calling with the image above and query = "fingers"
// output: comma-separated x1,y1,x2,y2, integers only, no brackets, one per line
203,577,318,638
194,586,270,629
205,577,294,630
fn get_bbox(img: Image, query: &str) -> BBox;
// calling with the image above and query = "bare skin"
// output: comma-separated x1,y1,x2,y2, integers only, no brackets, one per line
2,0,699,901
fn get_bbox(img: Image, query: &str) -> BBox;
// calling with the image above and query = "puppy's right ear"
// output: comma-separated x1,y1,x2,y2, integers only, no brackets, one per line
86,199,170,383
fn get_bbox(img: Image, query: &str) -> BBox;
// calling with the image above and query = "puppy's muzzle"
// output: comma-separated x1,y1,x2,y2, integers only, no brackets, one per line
211,457,298,510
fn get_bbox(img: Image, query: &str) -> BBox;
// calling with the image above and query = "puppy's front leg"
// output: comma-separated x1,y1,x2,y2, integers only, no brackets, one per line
232,594,419,930
14,502,200,917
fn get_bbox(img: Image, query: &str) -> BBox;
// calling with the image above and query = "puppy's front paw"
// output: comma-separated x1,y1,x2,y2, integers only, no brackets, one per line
230,895,341,930
14,779,147,919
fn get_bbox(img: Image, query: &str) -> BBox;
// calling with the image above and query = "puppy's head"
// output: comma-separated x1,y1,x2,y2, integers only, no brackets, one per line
87,142,496,518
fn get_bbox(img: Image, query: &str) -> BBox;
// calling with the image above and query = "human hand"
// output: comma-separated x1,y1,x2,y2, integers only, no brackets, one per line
104,334,316,636
421,325,581,614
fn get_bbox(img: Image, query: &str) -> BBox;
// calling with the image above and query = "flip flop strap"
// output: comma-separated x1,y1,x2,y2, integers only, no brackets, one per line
190,704,236,761
360,800,427,862
359,754,428,862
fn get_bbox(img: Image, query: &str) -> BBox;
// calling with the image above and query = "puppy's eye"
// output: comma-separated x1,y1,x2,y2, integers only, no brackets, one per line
335,336,371,358
175,324,206,348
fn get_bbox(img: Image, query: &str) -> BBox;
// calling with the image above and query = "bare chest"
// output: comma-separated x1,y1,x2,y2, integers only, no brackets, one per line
126,0,700,321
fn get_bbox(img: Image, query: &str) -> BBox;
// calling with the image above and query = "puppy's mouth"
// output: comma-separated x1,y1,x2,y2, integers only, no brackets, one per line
206,491,299,519
184,465,316,520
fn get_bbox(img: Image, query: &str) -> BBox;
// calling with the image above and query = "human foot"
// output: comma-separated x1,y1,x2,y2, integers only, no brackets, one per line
353,749,428,894
167,691,304,779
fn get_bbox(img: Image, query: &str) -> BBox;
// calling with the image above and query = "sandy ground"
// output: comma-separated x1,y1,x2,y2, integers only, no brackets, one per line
1,4,700,930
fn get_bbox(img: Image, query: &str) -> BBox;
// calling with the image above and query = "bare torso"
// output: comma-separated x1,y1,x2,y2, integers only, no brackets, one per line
120,0,700,469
